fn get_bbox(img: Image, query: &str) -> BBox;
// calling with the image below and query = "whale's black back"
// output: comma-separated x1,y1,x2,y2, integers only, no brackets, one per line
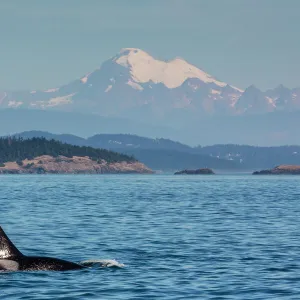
0,226,84,271
18,256,84,271
0,226,23,259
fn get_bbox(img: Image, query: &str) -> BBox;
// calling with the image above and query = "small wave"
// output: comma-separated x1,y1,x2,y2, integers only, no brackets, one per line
80,259,125,268
264,266,295,273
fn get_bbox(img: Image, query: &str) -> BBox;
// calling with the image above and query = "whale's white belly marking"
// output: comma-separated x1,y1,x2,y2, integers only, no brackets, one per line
0,259,19,271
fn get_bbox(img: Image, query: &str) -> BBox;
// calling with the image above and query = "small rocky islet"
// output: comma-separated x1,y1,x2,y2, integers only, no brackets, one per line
253,165,300,175
174,168,215,175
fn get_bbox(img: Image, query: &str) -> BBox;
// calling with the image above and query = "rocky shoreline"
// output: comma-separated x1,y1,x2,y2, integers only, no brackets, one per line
0,155,153,174
253,165,300,175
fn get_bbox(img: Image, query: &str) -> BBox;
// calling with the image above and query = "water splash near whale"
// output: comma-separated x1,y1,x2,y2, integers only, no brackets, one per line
80,259,125,268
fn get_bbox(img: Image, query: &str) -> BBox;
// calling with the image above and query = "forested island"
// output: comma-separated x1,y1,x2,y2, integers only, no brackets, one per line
0,137,153,174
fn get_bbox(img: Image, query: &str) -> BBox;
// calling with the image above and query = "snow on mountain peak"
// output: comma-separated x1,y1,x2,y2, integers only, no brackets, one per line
113,48,232,89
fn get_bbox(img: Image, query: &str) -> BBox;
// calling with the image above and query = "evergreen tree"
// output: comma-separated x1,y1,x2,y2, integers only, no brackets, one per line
0,137,136,164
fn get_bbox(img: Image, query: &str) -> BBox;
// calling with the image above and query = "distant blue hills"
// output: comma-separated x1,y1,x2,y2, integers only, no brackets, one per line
10,130,300,172
1,109,300,146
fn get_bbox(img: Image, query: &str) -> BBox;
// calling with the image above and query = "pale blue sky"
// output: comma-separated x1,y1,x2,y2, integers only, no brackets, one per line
0,0,299,90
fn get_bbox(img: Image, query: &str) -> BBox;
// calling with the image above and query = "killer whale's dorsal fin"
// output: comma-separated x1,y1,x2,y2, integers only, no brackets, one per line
0,226,23,259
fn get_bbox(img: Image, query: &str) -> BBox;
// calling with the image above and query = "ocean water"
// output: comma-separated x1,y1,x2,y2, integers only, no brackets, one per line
1,174,300,299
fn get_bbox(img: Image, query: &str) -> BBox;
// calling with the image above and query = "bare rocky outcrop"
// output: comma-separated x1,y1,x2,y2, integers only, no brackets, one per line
253,165,300,175
0,155,153,174
174,168,215,175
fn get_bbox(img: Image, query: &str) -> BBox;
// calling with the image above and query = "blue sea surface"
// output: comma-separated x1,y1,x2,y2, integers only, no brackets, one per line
1,174,300,299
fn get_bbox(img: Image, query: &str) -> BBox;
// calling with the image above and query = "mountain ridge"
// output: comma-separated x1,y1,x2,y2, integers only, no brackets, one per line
11,131,300,171
2,48,300,146
2,48,300,119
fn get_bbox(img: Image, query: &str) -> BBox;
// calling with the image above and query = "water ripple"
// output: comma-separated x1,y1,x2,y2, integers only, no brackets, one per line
0,175,300,299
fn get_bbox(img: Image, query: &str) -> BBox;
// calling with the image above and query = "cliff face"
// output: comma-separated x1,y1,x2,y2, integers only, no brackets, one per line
0,155,153,174
253,165,300,175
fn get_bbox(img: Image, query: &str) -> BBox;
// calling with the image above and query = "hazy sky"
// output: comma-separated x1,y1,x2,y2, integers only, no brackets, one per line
1,0,300,91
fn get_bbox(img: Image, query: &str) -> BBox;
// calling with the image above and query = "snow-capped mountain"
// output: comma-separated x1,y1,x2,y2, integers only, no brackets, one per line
113,48,234,89
1,48,300,121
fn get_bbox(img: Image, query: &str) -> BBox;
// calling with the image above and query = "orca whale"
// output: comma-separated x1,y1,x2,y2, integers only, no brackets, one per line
0,226,85,271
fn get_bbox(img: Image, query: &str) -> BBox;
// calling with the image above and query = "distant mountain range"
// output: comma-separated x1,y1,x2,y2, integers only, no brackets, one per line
0,109,176,140
2,48,300,117
11,131,300,171
1,109,300,146
1,48,300,145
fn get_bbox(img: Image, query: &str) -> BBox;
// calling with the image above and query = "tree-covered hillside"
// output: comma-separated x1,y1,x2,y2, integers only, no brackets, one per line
0,137,136,164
